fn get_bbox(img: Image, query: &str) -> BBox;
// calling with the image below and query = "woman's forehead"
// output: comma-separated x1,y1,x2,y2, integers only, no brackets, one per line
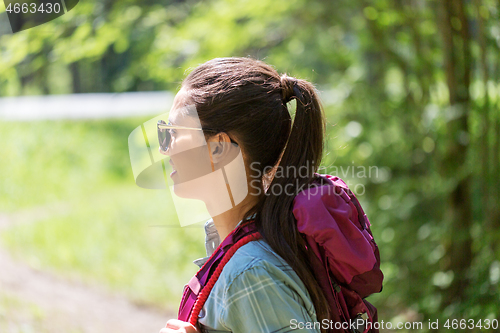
172,88,190,108
168,107,185,125
168,103,201,128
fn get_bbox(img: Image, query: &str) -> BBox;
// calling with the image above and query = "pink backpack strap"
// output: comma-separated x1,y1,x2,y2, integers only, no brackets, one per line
189,232,261,325
177,222,259,323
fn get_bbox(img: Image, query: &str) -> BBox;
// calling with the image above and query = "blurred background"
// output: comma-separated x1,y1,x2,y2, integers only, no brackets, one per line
0,0,499,332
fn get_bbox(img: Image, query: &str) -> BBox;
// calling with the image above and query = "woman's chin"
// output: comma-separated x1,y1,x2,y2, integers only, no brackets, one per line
172,182,197,200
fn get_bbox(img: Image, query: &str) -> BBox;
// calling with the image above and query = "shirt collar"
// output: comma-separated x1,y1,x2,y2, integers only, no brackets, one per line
192,214,256,268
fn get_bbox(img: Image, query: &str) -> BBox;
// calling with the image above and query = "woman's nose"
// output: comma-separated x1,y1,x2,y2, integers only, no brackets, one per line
159,135,173,156
159,145,170,156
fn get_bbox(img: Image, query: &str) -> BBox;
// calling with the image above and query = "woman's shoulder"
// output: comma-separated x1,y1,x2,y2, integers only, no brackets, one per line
199,238,317,332
225,239,291,275
217,239,309,298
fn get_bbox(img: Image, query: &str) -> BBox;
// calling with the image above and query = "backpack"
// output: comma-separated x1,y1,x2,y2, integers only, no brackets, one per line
178,174,383,333
293,174,383,332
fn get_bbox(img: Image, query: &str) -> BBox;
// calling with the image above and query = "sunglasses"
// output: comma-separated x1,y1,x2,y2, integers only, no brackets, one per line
157,120,238,152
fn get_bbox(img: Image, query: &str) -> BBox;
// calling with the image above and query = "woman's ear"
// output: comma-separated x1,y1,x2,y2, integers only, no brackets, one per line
207,133,238,167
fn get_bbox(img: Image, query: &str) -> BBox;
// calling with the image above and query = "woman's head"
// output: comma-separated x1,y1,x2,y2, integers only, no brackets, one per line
161,92,243,208
171,57,330,326
180,57,324,192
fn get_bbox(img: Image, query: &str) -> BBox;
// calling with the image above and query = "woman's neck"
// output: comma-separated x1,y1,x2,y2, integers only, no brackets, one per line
211,193,259,240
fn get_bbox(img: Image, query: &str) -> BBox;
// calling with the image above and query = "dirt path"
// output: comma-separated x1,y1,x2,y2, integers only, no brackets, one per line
0,207,175,333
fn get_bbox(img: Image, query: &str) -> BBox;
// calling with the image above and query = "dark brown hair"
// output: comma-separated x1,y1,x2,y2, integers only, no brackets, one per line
182,57,329,325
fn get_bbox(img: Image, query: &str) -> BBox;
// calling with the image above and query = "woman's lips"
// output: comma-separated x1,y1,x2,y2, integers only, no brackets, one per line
169,159,176,178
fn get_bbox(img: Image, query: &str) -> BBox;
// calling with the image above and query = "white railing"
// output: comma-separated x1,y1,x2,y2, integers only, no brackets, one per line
0,91,174,120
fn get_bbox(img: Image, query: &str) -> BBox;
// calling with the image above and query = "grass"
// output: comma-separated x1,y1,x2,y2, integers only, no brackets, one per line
0,118,206,309
0,293,48,333
0,293,84,333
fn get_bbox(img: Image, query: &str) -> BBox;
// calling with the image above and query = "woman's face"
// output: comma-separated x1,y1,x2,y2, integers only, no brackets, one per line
159,90,213,196
159,89,250,218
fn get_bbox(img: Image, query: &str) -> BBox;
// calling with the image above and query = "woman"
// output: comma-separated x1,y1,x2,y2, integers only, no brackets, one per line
158,57,379,333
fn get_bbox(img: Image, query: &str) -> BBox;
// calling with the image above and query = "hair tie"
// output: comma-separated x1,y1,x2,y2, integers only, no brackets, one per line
280,75,297,103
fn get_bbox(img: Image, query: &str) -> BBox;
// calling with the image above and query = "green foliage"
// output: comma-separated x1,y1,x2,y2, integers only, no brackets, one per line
1,0,499,330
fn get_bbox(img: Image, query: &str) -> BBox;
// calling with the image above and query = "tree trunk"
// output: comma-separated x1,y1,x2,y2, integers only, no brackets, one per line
492,45,500,243
474,0,491,226
437,0,473,308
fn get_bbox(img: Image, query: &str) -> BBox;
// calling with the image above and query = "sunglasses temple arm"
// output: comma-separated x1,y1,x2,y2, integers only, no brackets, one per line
158,125,206,131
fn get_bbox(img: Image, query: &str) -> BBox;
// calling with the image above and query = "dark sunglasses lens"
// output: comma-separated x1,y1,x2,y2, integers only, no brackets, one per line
157,121,171,151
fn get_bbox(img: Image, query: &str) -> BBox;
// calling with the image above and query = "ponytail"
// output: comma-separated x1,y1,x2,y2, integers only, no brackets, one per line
255,75,330,327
